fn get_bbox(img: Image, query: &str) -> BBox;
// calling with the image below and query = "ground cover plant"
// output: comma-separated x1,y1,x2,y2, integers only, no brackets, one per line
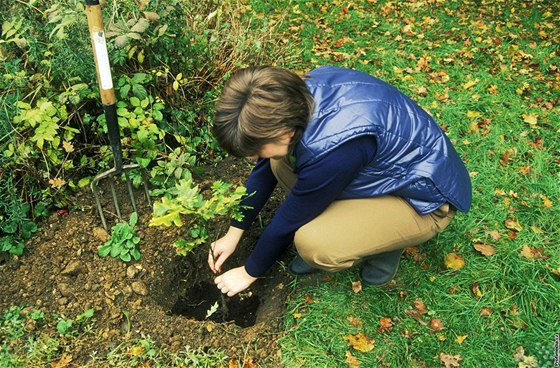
1,0,559,367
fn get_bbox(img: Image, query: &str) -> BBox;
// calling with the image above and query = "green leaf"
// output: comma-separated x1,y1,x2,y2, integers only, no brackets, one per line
110,245,121,258
130,96,140,107
120,252,131,262
98,244,111,257
129,212,138,227
132,84,147,99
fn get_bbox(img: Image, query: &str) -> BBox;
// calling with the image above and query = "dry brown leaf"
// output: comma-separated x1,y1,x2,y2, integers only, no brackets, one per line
378,317,394,333
486,230,502,240
242,357,257,368
519,245,550,261
480,307,492,316
345,350,361,368
352,280,362,294
440,353,462,367
473,242,496,256
347,316,363,328
344,333,375,353
229,359,240,368
414,299,428,314
50,354,73,368
444,253,465,270
429,318,444,332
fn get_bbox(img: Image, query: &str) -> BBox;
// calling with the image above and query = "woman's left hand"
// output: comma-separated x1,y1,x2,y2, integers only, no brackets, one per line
214,266,257,297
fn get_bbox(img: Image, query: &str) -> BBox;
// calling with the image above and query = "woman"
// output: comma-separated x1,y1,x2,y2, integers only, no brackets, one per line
208,66,472,297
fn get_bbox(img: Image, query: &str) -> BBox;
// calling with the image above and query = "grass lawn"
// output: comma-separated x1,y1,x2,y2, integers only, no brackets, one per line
247,0,560,366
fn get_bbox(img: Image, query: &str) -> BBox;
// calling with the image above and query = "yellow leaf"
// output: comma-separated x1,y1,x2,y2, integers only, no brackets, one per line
455,335,468,345
462,79,478,89
444,252,465,270
522,113,538,127
62,141,74,153
540,194,553,207
345,351,361,368
173,80,179,91
466,110,481,119
49,177,66,189
505,218,523,232
343,333,375,353
292,312,302,319
129,345,145,356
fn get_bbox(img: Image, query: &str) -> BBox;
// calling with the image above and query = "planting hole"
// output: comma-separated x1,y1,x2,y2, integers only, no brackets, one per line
170,282,260,328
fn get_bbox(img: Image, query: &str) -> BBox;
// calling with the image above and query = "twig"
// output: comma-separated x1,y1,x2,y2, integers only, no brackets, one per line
209,226,229,321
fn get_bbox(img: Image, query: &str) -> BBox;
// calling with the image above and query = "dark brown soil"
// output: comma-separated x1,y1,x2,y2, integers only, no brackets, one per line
0,157,294,366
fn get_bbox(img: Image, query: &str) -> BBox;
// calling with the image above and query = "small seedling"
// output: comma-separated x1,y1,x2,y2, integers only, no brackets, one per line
98,212,141,262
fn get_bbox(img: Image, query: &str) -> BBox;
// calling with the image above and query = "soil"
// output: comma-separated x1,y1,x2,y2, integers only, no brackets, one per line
0,157,296,366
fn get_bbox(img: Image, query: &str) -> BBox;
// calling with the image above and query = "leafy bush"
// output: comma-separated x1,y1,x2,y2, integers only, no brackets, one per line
150,176,247,255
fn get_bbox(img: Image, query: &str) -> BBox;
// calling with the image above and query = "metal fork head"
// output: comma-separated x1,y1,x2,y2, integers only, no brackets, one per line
91,163,151,230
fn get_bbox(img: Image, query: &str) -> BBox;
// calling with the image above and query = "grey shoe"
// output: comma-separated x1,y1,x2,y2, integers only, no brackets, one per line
289,255,318,275
361,249,404,286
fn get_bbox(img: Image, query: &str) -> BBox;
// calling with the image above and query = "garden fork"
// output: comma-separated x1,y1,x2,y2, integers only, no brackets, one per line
85,0,151,230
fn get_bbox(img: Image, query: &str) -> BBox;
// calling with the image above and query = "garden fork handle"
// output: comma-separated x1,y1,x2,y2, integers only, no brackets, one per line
85,0,122,173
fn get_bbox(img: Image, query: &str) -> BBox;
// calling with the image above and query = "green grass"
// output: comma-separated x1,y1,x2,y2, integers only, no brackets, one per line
249,0,560,366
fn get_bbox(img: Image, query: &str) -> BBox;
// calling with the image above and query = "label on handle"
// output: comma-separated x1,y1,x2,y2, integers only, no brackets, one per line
93,31,113,90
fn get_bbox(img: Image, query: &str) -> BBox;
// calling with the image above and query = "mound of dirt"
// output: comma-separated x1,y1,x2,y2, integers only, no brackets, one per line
0,157,294,365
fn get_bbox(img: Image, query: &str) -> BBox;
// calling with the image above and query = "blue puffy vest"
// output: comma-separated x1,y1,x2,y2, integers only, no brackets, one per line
295,66,472,214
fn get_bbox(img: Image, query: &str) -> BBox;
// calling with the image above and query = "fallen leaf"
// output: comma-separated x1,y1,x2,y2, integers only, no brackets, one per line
540,194,553,207
455,335,468,345
486,230,502,240
444,252,465,270
440,353,462,367
378,317,394,333
344,333,375,353
347,316,363,328
471,283,483,299
129,345,145,356
462,79,478,89
345,351,361,368
50,354,73,368
473,242,496,256
519,245,550,261
292,312,302,319
229,359,240,368
505,218,523,232
304,294,314,304
480,307,492,317
243,357,257,368
414,299,428,314
352,280,362,294
429,318,444,332
522,113,538,127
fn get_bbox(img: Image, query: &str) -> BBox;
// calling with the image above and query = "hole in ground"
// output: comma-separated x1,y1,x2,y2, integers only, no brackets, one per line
170,282,260,328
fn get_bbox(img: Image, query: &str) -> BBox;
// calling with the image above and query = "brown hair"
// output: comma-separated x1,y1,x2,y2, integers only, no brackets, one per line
212,66,314,157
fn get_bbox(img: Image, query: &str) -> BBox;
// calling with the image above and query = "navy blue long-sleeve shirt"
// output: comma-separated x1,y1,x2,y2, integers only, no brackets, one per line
232,136,377,277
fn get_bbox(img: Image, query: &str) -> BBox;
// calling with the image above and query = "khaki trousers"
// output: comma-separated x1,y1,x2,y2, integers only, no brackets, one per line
270,157,456,272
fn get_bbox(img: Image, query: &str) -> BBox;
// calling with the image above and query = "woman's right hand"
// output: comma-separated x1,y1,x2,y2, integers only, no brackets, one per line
208,226,244,274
